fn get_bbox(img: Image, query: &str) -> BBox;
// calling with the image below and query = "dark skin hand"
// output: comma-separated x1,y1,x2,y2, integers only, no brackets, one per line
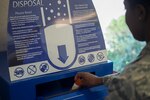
74,72,103,87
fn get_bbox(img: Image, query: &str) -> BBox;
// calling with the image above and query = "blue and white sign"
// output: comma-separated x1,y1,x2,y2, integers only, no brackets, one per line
7,0,107,81
27,65,37,75
14,67,24,78
39,63,49,73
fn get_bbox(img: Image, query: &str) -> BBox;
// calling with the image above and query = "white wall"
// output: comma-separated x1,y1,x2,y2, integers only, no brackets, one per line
92,0,125,33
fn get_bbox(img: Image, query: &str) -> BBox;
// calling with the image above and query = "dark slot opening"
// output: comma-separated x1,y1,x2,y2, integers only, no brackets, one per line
36,76,74,98
36,72,95,99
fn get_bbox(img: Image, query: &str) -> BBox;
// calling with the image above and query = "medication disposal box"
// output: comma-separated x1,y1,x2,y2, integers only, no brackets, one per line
0,0,107,81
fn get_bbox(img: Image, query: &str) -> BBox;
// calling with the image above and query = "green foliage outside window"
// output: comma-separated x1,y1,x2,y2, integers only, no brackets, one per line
103,15,145,72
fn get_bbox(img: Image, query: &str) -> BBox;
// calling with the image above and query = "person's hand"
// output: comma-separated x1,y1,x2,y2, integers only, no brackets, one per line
74,72,103,87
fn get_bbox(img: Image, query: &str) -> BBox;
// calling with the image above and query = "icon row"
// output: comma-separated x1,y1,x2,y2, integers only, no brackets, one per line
78,52,105,65
14,63,49,78
14,52,105,78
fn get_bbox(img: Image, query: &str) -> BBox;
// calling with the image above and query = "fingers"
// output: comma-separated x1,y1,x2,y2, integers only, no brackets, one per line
74,72,90,81
74,72,92,87
74,72,102,87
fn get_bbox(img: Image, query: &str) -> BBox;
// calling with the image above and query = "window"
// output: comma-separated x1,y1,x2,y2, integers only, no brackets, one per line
93,0,145,72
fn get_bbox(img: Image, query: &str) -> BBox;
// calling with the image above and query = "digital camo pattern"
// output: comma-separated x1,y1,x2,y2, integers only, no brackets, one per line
104,42,150,100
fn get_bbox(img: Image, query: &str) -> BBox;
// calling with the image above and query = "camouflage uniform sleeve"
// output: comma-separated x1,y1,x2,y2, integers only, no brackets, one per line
103,76,141,100
102,43,150,100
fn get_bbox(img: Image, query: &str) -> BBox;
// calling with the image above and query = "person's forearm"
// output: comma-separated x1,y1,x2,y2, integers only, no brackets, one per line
101,72,120,85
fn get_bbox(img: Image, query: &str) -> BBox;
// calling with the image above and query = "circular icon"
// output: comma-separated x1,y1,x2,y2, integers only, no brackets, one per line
97,52,105,61
14,67,24,78
88,54,95,63
27,65,37,75
39,63,49,73
78,55,86,65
